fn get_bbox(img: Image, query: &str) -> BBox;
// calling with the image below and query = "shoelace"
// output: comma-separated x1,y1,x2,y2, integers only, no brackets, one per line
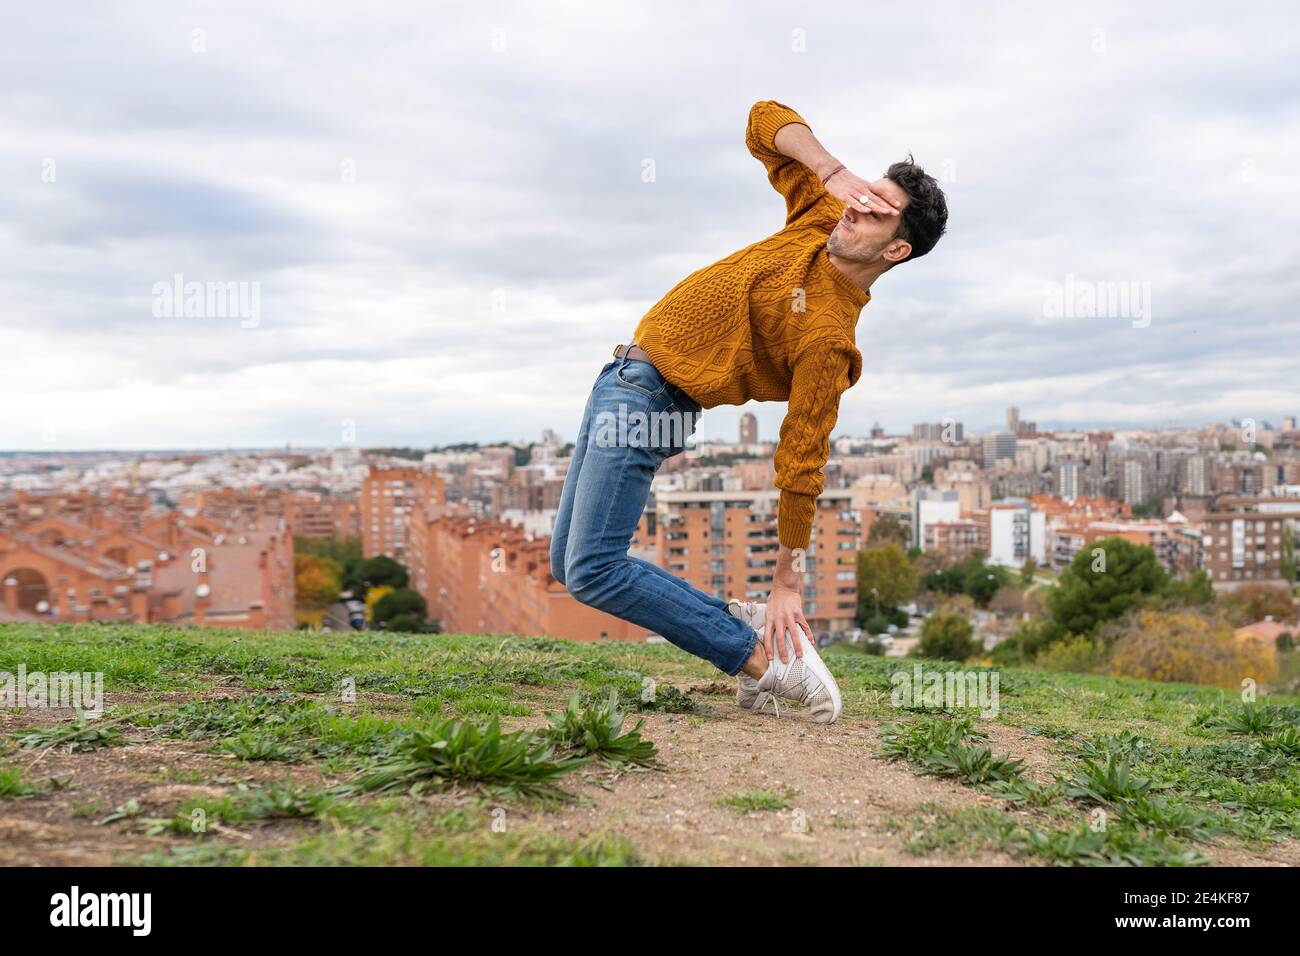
756,688,781,718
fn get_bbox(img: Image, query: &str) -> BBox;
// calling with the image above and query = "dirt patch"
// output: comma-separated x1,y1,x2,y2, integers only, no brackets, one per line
4,679,1296,867
502,686,1019,866
980,722,1067,786
1,734,337,866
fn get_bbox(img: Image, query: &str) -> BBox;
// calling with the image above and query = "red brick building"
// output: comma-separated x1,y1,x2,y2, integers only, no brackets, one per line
0,491,294,629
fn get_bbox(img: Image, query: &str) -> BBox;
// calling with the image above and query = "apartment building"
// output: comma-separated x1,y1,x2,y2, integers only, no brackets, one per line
913,488,961,550
0,495,294,629
985,500,1047,568
1202,497,1300,588
981,432,1018,470
409,513,639,641
361,465,444,562
653,487,861,635
923,519,987,559
291,492,362,540
1049,520,1175,571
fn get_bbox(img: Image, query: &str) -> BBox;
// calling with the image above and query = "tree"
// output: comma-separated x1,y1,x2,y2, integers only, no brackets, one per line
862,612,891,635
921,552,1009,607
1047,537,1168,636
856,545,917,626
345,555,409,597
1108,610,1278,688
867,513,908,548
364,585,394,622
1282,525,1297,589
921,562,964,596
372,588,428,626
990,618,1066,666
1220,583,1296,625
914,610,980,662
1020,557,1038,587
989,586,1026,618
964,560,1012,607
295,536,363,566
1157,570,1214,608
294,554,343,611
1033,634,1108,674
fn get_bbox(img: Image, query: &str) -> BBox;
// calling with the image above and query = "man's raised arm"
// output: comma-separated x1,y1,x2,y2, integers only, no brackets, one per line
746,99,901,223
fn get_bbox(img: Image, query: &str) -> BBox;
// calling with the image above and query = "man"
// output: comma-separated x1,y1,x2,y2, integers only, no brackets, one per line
550,100,948,723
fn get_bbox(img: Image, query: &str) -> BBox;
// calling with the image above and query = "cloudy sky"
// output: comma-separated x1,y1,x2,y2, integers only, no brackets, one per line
3,0,1297,451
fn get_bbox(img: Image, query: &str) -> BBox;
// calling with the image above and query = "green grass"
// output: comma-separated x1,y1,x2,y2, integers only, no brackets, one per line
719,789,794,812
874,691,1300,863
0,763,47,799
10,714,128,752
543,689,659,769
2,621,1298,867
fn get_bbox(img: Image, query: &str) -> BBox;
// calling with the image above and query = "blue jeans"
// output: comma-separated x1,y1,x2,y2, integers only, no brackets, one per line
550,355,758,675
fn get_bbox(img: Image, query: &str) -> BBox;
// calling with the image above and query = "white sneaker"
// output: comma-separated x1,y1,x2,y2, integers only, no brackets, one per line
728,600,841,723
767,626,842,724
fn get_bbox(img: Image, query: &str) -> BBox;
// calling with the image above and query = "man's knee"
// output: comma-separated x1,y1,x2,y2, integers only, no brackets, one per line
565,558,615,606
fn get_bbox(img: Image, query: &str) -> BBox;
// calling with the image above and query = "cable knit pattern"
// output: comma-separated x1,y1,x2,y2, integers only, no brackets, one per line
632,100,869,549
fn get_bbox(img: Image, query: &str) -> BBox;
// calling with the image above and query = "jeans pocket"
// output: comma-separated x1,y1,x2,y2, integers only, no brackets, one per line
614,359,663,399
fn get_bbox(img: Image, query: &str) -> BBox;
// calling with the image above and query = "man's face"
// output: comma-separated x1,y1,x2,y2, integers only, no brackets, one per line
826,177,911,265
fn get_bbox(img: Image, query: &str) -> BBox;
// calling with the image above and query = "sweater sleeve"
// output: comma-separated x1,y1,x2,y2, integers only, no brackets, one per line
745,100,835,228
773,342,859,551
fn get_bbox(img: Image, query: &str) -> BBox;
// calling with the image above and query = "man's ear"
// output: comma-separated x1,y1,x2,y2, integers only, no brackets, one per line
883,238,912,266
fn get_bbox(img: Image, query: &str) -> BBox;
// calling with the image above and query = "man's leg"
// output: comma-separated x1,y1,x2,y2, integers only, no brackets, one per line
549,363,604,588
561,358,758,675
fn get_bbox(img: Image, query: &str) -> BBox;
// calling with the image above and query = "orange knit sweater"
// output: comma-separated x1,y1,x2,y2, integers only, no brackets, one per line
632,100,869,551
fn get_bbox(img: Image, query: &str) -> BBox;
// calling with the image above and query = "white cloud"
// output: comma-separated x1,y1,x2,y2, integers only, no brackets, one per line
1,0,1297,449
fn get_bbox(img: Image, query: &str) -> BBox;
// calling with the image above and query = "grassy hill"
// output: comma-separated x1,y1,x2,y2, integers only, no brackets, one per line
1,622,1298,866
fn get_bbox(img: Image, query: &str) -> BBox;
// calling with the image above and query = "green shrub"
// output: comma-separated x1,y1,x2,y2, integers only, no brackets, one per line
914,611,980,662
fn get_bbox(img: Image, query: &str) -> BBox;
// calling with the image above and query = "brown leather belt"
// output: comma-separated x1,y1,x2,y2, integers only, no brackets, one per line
613,342,654,364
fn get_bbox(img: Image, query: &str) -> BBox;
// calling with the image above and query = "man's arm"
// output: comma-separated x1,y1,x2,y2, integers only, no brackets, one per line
746,99,901,224
746,100,838,225
764,342,859,662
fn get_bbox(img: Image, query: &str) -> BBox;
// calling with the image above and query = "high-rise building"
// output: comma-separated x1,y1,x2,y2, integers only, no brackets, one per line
982,433,1017,469
1184,455,1211,496
739,412,758,444
1120,458,1148,505
361,464,443,562
1057,460,1081,501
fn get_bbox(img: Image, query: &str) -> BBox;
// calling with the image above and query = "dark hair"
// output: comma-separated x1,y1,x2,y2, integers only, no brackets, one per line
885,155,947,264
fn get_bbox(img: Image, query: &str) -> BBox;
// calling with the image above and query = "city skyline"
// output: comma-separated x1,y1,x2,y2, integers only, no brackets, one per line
1,409,1294,456
4,2,1298,451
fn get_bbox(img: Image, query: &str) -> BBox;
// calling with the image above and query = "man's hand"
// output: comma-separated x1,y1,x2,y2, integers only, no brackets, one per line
771,120,900,218
823,166,901,216
764,585,814,664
